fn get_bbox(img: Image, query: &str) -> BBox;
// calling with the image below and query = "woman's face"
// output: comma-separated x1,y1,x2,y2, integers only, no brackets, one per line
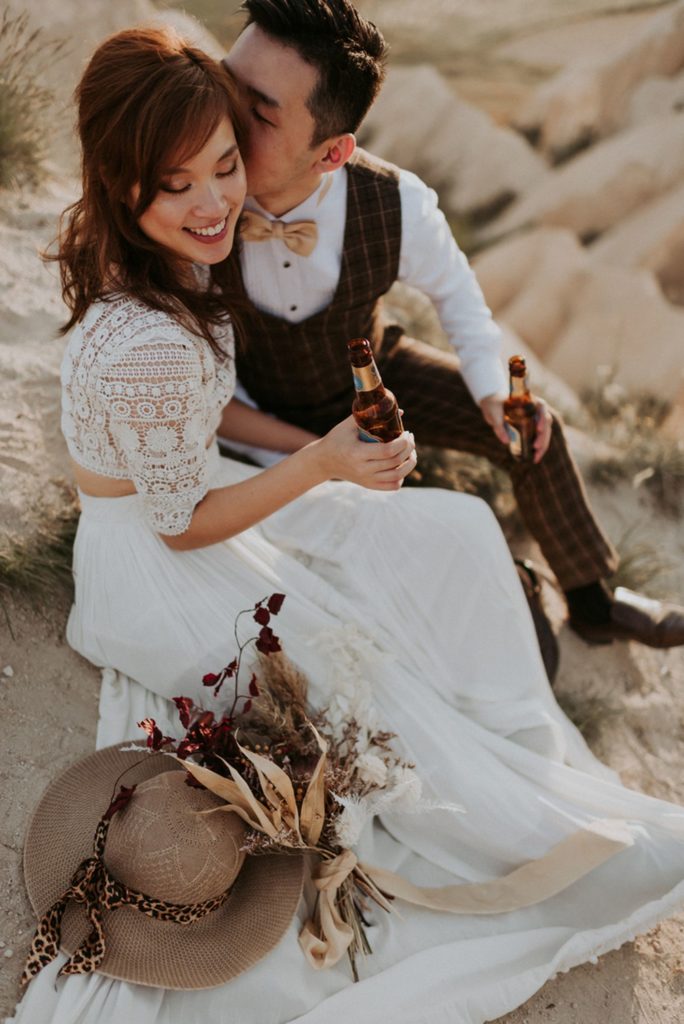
135,116,246,266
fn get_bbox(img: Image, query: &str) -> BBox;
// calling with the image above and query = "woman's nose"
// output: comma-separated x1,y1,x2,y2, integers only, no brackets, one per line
193,180,229,216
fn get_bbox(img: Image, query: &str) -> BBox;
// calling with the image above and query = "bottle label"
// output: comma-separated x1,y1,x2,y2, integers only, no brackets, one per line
506,422,522,458
352,362,381,392
357,426,381,443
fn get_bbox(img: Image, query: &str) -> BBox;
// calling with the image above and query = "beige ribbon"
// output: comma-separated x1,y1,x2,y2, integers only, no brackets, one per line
240,209,318,257
299,821,632,970
299,849,357,969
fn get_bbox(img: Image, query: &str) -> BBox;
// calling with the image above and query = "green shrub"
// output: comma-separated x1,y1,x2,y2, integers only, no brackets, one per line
0,8,62,187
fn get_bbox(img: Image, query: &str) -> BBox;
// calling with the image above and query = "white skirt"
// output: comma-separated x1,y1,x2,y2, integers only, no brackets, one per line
10,446,684,1024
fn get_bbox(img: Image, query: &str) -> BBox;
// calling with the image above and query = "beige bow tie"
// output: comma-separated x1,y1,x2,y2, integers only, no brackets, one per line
239,209,318,257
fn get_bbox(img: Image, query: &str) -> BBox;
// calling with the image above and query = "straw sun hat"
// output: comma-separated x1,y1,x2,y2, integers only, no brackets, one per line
22,744,305,989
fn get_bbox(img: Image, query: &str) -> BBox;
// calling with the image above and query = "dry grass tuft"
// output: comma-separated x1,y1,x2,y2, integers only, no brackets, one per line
251,651,311,734
0,8,64,188
609,527,678,599
555,693,621,752
0,485,79,636
581,379,684,517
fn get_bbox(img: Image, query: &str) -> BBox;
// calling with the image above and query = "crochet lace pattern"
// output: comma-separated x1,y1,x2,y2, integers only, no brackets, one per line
61,295,235,535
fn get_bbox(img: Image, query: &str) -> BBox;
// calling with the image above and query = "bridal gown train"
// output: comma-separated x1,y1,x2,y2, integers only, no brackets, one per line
9,297,684,1024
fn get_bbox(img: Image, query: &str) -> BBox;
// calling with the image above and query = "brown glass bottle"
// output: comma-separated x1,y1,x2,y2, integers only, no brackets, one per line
348,337,404,443
503,355,537,461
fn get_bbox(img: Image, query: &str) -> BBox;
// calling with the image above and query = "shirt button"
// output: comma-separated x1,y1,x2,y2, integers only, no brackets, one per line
283,261,291,268
290,304,298,312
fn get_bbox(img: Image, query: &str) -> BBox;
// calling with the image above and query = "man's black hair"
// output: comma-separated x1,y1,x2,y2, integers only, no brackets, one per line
240,0,388,145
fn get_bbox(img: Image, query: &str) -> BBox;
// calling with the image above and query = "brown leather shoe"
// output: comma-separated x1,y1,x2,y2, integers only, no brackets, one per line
569,587,684,648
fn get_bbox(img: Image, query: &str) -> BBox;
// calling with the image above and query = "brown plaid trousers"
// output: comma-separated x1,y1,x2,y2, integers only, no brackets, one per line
228,150,618,592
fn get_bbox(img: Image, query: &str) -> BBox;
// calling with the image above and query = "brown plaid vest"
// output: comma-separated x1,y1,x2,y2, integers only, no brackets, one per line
229,149,403,433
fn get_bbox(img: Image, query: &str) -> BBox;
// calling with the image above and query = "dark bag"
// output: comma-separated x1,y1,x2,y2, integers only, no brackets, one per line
514,558,560,686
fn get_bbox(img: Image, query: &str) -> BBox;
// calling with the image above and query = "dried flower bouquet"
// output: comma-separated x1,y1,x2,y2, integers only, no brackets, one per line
137,594,423,979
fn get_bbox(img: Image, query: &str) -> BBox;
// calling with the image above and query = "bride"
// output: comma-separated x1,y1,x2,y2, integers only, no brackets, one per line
10,25,684,1024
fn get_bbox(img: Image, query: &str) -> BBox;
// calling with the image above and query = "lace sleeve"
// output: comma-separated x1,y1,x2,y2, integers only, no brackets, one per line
97,339,210,536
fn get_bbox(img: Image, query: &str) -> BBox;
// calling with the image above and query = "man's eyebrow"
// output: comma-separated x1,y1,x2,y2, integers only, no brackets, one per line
247,84,280,109
164,144,239,175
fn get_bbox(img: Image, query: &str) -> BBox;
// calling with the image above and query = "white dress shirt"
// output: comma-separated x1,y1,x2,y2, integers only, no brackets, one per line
238,161,506,406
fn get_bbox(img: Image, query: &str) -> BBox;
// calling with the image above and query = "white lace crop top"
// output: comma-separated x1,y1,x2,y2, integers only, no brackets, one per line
61,294,236,535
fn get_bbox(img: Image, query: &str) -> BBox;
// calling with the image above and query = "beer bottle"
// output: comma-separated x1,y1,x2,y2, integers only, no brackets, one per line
348,337,404,443
503,355,537,461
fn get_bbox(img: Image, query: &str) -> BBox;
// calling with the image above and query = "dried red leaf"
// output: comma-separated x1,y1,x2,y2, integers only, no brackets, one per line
103,784,137,820
214,718,233,740
224,658,238,678
242,698,253,714
137,718,171,751
173,696,194,729
176,738,203,760
253,606,270,626
248,674,260,697
255,625,282,655
202,672,220,686
267,593,286,615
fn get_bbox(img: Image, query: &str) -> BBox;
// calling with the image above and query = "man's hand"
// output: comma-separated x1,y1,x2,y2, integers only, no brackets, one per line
479,394,553,464
479,394,509,446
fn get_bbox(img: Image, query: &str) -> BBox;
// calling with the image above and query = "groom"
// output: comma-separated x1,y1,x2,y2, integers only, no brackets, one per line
221,0,684,649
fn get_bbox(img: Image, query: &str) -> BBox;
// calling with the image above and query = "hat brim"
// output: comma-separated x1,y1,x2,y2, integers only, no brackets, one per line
23,745,305,989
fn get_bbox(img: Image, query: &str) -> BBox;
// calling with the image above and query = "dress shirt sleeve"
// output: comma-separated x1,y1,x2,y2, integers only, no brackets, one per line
397,169,507,404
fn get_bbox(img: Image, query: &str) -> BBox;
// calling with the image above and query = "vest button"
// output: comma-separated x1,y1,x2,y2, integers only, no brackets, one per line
290,304,298,312
283,261,291,268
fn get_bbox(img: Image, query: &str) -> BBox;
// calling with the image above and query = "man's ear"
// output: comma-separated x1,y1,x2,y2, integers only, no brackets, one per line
314,133,356,174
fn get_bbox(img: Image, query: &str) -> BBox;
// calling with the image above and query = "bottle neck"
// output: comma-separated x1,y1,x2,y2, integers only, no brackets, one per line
510,375,528,398
352,358,382,393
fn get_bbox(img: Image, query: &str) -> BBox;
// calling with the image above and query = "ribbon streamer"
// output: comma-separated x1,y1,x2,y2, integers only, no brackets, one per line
299,821,632,970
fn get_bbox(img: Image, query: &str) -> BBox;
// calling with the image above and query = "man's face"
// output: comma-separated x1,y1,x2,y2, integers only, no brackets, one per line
224,24,325,208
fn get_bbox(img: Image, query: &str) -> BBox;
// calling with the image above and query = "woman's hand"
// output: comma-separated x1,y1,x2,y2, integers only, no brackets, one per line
162,417,416,552
310,416,417,490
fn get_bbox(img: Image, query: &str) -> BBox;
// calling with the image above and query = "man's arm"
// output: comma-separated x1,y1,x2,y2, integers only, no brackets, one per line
218,396,319,453
396,168,506,404
396,169,551,461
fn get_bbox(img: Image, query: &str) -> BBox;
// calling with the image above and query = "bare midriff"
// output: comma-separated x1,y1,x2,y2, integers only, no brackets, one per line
71,432,217,498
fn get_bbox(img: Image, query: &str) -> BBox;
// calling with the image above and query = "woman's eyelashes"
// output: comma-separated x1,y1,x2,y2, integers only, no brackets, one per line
160,164,240,194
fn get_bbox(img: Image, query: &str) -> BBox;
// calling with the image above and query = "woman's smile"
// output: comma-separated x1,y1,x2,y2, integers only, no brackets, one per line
184,217,229,243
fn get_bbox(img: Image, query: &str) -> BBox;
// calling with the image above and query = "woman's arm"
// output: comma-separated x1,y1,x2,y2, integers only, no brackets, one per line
161,417,416,552
218,396,319,453
98,338,415,553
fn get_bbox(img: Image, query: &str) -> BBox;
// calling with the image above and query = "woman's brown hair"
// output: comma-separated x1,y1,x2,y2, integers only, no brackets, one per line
53,26,244,351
